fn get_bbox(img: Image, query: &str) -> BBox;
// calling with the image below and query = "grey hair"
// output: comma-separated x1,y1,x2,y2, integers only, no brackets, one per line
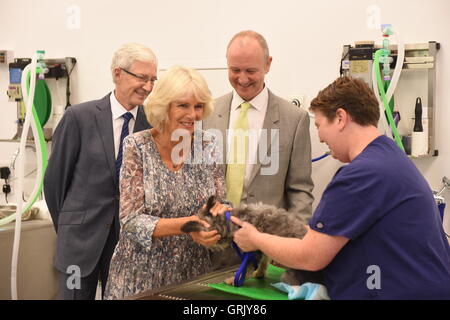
110,43,157,82
226,30,270,60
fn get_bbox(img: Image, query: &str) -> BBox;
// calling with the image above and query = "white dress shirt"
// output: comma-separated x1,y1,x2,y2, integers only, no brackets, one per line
228,87,269,186
110,91,139,160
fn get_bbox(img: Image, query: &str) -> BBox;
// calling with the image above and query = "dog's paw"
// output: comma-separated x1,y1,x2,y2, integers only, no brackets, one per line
180,221,207,233
252,269,265,279
224,276,235,286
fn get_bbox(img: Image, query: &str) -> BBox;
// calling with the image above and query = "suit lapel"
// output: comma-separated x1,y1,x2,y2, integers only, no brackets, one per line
247,90,280,186
214,93,232,172
134,106,151,132
94,94,117,186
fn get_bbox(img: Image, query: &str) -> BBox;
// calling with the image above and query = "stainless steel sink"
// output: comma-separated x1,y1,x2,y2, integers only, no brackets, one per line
0,205,17,218
0,205,38,220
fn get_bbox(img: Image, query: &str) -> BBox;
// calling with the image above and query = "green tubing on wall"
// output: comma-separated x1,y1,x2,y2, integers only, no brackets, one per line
25,73,48,213
19,72,48,217
373,49,405,151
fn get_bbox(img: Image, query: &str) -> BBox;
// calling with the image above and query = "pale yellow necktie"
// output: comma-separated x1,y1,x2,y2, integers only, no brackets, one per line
226,102,251,207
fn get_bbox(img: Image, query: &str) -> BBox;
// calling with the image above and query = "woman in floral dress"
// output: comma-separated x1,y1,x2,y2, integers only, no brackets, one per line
105,66,226,299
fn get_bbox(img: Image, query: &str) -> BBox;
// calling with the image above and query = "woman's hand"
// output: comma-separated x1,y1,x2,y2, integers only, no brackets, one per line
188,216,221,247
208,201,233,217
230,216,260,252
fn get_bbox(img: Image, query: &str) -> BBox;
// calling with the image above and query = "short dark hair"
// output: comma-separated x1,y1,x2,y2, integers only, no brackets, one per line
310,77,380,127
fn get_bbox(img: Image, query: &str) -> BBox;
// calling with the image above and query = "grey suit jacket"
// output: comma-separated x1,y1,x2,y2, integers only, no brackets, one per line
203,90,314,218
43,93,151,277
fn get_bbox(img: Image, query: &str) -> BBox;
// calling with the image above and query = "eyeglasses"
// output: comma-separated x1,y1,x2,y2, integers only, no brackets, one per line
120,68,157,84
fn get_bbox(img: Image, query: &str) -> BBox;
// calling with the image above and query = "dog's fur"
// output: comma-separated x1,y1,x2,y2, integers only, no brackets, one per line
181,196,323,286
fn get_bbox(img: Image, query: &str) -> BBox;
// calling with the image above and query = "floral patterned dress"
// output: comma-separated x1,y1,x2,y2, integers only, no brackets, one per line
104,129,225,299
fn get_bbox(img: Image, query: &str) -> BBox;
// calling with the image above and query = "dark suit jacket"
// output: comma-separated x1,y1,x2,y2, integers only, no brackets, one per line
203,90,314,219
44,93,151,277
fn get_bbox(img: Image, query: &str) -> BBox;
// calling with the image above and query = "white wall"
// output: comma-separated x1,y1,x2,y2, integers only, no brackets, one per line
0,0,449,215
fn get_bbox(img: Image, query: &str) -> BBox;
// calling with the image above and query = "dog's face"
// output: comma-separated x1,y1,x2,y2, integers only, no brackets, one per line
181,195,310,247
181,196,235,249
181,195,324,286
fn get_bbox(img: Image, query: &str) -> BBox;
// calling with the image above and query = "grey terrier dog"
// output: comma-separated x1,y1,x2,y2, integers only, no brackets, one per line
181,196,323,286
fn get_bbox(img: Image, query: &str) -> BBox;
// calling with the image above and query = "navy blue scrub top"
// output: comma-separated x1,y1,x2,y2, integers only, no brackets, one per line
310,135,450,299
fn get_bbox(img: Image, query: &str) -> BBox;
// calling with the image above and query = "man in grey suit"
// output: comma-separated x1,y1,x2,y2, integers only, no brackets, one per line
203,30,314,268
44,43,157,299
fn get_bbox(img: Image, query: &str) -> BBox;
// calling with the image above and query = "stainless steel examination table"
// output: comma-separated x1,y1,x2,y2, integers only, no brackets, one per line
128,265,289,300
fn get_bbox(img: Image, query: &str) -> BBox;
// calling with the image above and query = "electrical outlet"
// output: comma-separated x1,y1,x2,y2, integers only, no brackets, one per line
0,167,11,180
288,95,306,110
0,50,14,65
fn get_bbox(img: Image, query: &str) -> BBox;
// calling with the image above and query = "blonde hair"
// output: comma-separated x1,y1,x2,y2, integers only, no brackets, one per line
110,43,157,82
144,65,213,132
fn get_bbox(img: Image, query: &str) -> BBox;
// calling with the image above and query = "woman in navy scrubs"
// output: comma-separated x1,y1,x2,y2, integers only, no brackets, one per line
232,77,450,299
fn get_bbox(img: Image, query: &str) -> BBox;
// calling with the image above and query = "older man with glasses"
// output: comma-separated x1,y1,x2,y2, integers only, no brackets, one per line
44,43,156,300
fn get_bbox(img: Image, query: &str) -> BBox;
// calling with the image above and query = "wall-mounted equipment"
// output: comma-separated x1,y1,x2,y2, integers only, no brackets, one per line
341,30,440,158
6,56,77,141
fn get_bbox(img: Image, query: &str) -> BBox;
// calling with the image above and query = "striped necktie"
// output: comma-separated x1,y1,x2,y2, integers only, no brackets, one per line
226,102,251,206
115,112,133,183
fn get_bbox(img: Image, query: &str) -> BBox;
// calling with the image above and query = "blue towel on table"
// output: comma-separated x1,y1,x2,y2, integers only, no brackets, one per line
272,282,330,300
